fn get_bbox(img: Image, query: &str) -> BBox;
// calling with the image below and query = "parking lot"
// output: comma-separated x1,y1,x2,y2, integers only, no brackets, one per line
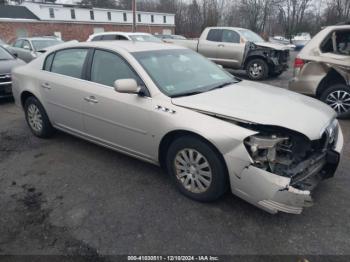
0,53,350,258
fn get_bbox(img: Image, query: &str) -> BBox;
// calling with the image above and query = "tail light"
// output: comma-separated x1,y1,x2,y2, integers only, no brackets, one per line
294,57,305,69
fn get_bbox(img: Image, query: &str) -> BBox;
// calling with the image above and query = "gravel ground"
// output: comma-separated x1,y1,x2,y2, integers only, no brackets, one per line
0,52,350,259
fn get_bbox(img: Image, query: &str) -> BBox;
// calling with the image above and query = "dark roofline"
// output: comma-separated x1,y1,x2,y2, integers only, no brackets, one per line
0,5,39,20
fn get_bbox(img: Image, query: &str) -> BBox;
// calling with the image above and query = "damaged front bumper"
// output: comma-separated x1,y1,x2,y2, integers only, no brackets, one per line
225,127,344,214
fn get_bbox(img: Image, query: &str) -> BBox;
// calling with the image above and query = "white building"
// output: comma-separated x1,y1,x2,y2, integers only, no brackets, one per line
21,1,175,27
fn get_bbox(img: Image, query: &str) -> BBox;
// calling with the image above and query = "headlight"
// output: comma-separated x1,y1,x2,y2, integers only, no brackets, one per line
244,134,292,171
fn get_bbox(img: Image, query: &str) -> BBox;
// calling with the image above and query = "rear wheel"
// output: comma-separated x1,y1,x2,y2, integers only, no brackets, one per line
24,96,55,138
246,58,269,81
320,84,350,118
166,136,228,202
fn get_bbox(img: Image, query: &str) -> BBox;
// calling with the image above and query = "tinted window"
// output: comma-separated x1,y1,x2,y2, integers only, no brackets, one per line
92,35,103,41
123,13,127,22
71,9,76,19
107,12,111,21
90,10,94,20
14,39,24,48
43,53,55,71
91,50,140,87
207,29,222,42
117,35,128,40
222,30,240,43
102,35,116,40
51,49,88,78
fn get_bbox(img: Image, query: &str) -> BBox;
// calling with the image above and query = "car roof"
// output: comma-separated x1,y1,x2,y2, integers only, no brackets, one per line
90,32,152,37
18,37,61,41
48,41,187,53
206,26,248,31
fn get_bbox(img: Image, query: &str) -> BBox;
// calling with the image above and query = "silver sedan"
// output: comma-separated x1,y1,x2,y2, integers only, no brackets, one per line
11,41,343,214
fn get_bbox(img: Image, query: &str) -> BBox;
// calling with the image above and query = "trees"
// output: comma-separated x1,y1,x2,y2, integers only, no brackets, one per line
79,0,116,8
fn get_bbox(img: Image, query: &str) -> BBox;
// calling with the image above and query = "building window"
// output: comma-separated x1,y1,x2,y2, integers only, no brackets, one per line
163,16,167,23
90,10,94,20
49,8,55,18
138,14,141,22
71,9,76,19
107,11,111,21
123,13,127,22
151,15,154,23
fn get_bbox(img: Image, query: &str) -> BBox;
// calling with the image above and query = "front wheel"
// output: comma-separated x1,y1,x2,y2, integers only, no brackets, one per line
246,59,269,81
320,84,350,118
166,136,228,202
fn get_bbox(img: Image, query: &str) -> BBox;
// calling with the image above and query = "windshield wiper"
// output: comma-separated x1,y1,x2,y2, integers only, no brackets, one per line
208,81,237,92
171,91,204,98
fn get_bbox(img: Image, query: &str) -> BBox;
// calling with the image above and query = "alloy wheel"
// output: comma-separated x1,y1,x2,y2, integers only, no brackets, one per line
249,63,263,78
326,90,350,114
174,149,212,194
27,104,43,132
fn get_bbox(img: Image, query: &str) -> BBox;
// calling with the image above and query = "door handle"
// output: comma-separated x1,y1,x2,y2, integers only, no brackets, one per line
218,44,225,47
84,96,99,104
41,83,51,90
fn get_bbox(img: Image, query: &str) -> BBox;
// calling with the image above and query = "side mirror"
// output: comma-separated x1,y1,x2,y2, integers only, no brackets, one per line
114,79,141,94
23,45,30,50
217,64,223,69
12,52,18,58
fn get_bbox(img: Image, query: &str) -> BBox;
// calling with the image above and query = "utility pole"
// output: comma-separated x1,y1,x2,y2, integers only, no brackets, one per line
132,0,137,32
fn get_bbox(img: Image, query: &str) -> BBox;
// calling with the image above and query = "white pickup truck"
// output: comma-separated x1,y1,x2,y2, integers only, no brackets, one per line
170,27,290,80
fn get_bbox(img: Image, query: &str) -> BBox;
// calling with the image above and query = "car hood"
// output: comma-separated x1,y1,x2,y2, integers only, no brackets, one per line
0,59,25,74
171,81,336,140
255,42,290,51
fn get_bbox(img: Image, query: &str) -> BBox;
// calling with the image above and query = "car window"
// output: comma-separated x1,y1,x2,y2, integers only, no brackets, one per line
207,29,223,42
31,39,63,51
321,30,350,55
116,35,128,40
91,49,141,87
92,35,102,41
133,49,235,97
22,40,31,50
102,35,116,40
51,48,88,78
222,30,240,43
13,39,24,48
43,53,55,71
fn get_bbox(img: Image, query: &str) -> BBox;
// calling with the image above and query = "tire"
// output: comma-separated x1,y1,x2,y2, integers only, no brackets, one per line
24,96,55,138
166,136,228,202
246,58,269,81
320,84,350,119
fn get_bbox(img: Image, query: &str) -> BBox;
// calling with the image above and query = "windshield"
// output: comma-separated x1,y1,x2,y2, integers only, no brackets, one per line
129,35,163,43
238,29,265,43
133,49,236,97
0,46,14,60
32,39,63,51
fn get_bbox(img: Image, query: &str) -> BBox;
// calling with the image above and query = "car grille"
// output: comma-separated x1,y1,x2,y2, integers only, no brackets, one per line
0,74,11,84
0,73,12,96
